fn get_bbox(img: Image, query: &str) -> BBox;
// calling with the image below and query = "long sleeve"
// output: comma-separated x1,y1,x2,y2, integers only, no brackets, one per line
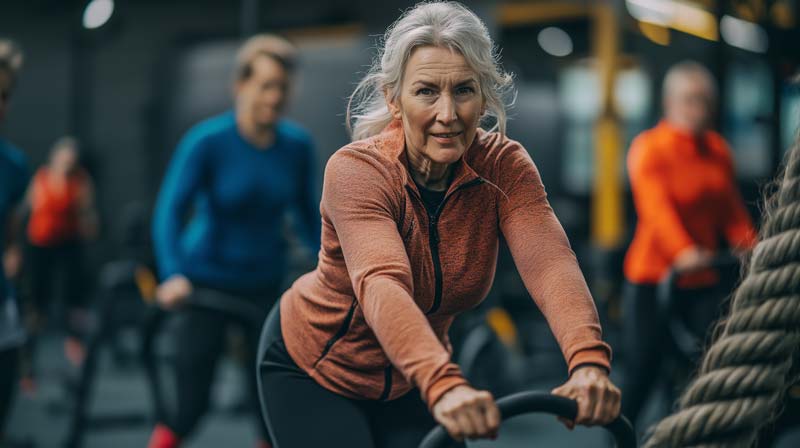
152,130,209,280
496,143,611,374
628,136,695,258
294,139,321,255
323,150,466,407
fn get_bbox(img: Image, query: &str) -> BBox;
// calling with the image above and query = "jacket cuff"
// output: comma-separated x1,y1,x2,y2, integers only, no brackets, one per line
425,375,470,412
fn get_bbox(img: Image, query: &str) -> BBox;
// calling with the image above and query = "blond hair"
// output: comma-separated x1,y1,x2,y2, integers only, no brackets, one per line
235,34,297,81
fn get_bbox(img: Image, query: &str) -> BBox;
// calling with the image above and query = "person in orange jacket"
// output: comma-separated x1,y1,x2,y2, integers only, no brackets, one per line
622,61,757,425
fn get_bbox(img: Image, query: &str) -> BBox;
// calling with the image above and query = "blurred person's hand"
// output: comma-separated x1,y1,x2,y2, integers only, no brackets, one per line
551,366,621,429
432,384,500,441
156,274,192,309
3,244,22,279
673,246,713,272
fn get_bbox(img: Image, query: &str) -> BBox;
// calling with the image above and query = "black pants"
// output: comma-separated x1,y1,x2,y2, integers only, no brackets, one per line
621,282,720,426
257,303,464,448
164,286,277,440
620,283,665,426
0,347,19,437
25,241,88,332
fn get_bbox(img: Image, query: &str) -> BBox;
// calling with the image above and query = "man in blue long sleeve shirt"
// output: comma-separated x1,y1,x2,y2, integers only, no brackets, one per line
147,35,319,448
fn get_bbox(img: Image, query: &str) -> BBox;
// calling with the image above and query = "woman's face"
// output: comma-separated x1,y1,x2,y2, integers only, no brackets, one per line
665,73,714,134
50,145,78,174
388,46,485,166
235,55,289,129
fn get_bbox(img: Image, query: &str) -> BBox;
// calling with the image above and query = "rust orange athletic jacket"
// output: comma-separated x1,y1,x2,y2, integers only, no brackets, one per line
624,120,757,285
280,120,611,409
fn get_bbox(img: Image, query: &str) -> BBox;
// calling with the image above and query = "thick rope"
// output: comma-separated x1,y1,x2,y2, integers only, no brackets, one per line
644,130,800,447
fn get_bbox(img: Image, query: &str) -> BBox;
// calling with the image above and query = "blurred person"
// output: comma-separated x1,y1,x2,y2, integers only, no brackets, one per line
0,38,31,444
22,136,97,380
147,34,320,448
622,61,757,425
257,3,620,447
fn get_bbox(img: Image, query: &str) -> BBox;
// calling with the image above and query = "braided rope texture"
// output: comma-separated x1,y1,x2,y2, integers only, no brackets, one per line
644,136,800,448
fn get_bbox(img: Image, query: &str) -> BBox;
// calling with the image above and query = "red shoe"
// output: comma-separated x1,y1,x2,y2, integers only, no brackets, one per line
147,423,180,448
256,440,273,448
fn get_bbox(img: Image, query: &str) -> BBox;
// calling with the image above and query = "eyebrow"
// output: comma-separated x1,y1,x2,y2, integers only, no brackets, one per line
410,78,477,88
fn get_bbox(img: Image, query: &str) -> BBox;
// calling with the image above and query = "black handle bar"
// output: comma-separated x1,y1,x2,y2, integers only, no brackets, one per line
418,391,636,448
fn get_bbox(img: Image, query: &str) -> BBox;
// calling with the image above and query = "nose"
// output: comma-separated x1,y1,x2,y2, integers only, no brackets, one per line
435,94,457,125
263,84,287,106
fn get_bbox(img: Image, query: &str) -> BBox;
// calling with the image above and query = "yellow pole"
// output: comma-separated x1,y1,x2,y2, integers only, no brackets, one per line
592,2,624,249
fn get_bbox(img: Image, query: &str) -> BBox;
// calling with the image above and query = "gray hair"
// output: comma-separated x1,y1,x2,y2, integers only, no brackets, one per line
663,60,717,103
346,1,514,141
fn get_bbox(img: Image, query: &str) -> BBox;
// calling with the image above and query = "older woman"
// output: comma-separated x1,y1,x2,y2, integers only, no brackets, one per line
257,2,620,446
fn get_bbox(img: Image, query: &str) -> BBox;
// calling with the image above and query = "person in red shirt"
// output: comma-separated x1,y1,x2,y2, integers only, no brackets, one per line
622,61,757,426
23,136,98,378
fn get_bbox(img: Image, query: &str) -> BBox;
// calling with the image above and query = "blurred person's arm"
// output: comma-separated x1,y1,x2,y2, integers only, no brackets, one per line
77,174,99,241
152,130,210,282
3,157,30,279
628,136,698,265
716,140,757,253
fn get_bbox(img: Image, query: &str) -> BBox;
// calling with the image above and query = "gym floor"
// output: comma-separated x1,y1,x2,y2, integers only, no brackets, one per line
7,331,800,447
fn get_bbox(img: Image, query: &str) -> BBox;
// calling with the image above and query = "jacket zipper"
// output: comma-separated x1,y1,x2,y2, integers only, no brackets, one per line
378,366,393,401
313,298,358,368
422,177,485,316
379,176,484,400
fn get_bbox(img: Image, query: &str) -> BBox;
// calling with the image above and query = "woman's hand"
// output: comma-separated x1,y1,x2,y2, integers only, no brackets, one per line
432,385,500,442
673,246,713,273
551,366,621,429
155,274,192,309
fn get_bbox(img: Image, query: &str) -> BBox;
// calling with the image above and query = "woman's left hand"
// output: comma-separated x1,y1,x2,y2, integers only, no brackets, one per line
551,366,621,429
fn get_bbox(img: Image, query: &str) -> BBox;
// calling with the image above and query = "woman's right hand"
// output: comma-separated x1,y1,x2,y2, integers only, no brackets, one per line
155,274,192,309
431,385,500,442
673,246,713,273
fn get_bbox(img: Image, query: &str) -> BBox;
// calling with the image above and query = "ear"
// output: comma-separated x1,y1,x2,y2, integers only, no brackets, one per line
384,89,402,121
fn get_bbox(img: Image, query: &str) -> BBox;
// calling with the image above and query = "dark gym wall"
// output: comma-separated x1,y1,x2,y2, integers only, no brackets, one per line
0,0,495,255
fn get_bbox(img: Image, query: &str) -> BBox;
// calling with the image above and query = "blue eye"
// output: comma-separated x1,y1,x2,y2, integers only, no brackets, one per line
416,87,435,96
456,86,475,95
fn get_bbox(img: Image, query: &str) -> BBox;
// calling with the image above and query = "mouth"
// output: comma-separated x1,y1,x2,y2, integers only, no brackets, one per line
430,131,463,139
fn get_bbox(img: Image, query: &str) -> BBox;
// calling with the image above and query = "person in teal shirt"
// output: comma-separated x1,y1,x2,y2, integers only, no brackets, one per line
147,34,319,448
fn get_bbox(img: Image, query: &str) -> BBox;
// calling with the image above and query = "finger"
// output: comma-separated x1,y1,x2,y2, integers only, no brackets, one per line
439,415,463,442
484,400,501,434
590,384,605,426
576,392,594,426
454,410,476,440
557,416,575,430
466,403,488,439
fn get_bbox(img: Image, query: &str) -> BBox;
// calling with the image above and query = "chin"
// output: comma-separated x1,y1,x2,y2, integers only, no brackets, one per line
430,147,465,164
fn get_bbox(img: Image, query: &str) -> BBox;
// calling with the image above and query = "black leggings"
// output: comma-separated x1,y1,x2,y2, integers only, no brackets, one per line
621,282,720,425
163,286,276,440
257,303,464,448
26,241,88,315
0,347,19,437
